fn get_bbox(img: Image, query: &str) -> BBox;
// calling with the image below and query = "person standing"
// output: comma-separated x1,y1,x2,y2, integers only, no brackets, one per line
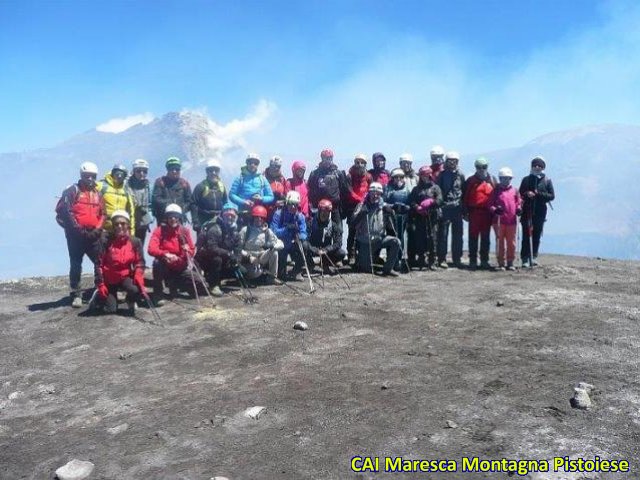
308,148,350,225
151,157,194,224
408,166,443,270
99,164,136,236
264,155,289,220
436,151,465,268
368,152,390,187
429,145,446,181
191,159,228,233
343,154,372,263
384,168,412,272
519,156,555,267
463,157,497,269
229,153,274,224
399,153,418,190
489,168,522,270
127,158,153,244
287,160,310,220
56,162,106,307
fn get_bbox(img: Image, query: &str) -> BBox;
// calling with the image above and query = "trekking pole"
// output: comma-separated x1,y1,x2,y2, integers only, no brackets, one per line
234,268,257,304
187,255,201,306
140,290,163,324
295,234,316,294
321,252,351,289
365,212,375,275
263,270,311,296
189,256,218,308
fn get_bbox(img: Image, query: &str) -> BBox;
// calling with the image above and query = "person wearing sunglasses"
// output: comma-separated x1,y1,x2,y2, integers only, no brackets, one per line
436,151,466,269
229,153,275,225
463,157,498,270
127,158,153,244
151,157,194,224
192,159,228,234
92,211,146,315
98,163,136,237
56,162,106,308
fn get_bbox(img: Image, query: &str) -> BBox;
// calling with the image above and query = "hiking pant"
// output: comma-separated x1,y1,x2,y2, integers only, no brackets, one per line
152,259,193,295
134,226,149,245
198,253,232,288
65,228,102,297
244,248,279,280
278,244,304,278
393,213,408,269
304,245,347,270
99,278,140,313
468,209,492,264
344,207,357,257
410,214,437,266
496,224,517,266
521,215,546,261
437,209,463,264
357,235,401,273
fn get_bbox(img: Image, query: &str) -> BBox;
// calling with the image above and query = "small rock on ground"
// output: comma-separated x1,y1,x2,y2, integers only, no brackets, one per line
446,420,458,429
496,301,505,307
107,423,129,435
55,459,95,480
577,382,594,393
570,388,592,410
293,321,308,331
244,406,267,419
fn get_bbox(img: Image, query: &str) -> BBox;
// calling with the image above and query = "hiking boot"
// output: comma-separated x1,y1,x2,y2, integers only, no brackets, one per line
522,260,531,268
452,261,463,269
71,296,83,308
209,285,224,297
506,263,516,271
468,259,478,270
427,263,438,271
264,276,277,286
438,261,448,269
382,269,399,277
126,300,138,316
152,295,166,307
480,261,491,270
532,256,539,266
496,265,506,271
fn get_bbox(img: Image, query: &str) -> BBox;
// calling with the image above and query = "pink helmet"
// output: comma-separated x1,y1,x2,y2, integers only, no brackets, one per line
418,166,433,177
291,160,306,174
320,149,334,159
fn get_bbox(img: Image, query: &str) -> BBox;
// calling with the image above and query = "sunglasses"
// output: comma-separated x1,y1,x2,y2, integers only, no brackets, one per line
113,221,129,226
477,166,488,170
167,167,181,172
134,168,148,174
81,173,97,179
206,167,220,172
246,160,260,166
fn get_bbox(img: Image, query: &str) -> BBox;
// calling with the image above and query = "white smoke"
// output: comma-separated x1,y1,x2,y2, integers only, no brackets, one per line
179,100,277,167
96,113,156,133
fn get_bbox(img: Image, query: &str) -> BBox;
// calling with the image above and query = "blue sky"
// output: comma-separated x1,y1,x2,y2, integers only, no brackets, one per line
1,0,638,155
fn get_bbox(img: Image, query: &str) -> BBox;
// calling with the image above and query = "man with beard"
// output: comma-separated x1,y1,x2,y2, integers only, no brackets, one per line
308,148,350,225
191,159,228,233
384,168,412,272
436,151,465,268
152,157,194,224
127,158,153,244
368,152,390,187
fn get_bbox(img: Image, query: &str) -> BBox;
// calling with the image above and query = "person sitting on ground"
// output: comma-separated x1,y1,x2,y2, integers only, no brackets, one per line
229,153,274,224
126,158,153,244
56,162,106,308
271,191,308,280
238,205,283,284
92,211,146,315
147,204,195,306
352,182,401,276
305,199,347,272
408,166,443,270
195,202,242,297
151,157,194,224
98,164,136,236
384,168,412,272
191,159,228,233
489,167,522,271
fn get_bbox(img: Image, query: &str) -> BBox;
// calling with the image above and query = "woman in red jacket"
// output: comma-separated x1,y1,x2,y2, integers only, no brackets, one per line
93,210,146,315
147,203,195,306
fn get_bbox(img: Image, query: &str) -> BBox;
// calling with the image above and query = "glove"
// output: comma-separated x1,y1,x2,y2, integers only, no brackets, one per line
264,241,274,250
133,272,146,294
494,206,504,216
241,250,249,258
97,283,109,300
516,207,522,216
418,199,434,215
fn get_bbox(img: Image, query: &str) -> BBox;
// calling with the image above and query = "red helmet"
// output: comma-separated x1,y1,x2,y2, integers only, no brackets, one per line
318,199,333,211
418,166,433,177
251,205,268,219
320,149,334,159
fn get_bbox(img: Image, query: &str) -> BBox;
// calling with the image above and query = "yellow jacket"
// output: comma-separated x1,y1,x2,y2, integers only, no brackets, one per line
97,173,135,235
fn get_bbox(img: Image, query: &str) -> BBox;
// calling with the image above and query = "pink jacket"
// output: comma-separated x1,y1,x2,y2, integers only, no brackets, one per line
488,184,521,225
288,160,310,218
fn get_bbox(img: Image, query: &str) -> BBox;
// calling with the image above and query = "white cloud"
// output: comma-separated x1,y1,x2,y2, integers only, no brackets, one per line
252,2,640,165
96,113,155,133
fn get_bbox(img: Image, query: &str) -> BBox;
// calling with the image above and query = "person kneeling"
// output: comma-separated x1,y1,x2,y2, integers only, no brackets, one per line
271,191,308,280
238,205,283,284
306,198,346,272
147,204,195,306
196,202,242,297
92,211,146,315
352,182,401,277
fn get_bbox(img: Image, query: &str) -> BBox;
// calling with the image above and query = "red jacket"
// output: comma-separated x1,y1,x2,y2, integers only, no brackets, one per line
287,178,309,218
97,236,145,285
61,184,105,229
344,166,372,208
368,168,390,186
148,225,195,271
463,175,496,210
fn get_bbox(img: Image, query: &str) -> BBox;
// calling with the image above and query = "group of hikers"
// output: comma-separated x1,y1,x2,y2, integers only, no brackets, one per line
56,147,555,313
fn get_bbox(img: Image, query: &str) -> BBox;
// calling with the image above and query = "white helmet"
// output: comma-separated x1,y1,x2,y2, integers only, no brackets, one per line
132,158,149,170
498,167,513,178
79,162,98,176
246,153,260,163
445,151,460,161
354,153,367,162
430,145,445,157
474,157,489,168
369,182,384,194
285,190,301,205
269,155,282,167
164,204,183,216
390,168,405,178
111,210,130,222
206,159,221,169
399,153,413,163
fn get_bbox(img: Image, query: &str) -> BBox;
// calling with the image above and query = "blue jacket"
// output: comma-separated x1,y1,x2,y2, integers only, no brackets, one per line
271,207,308,249
229,170,274,212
